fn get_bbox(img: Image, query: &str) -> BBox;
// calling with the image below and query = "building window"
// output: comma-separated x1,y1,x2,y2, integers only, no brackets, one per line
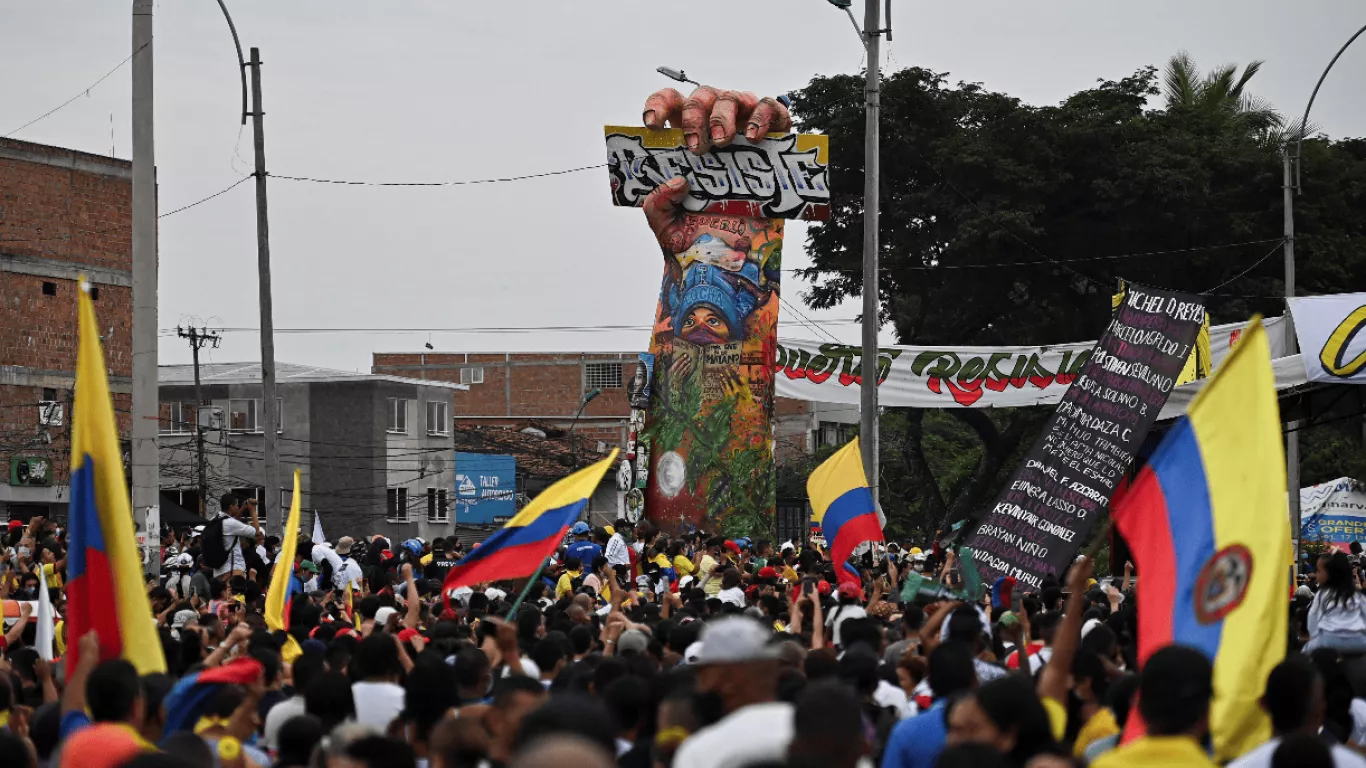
585,362,623,389
230,487,265,507
815,421,852,448
160,402,196,434
460,367,484,385
387,488,410,522
387,398,409,434
428,487,449,523
229,399,258,432
41,281,56,296
38,389,63,426
90,286,100,300
426,400,450,436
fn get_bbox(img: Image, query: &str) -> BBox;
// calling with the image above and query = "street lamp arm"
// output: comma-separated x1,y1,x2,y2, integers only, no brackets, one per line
213,0,250,125
1296,22,1366,166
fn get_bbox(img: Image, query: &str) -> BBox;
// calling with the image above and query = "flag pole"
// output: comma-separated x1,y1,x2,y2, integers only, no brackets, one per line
505,558,550,619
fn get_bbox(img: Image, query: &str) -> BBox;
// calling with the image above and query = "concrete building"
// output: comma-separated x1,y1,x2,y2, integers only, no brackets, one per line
158,362,466,542
370,351,859,462
0,139,134,521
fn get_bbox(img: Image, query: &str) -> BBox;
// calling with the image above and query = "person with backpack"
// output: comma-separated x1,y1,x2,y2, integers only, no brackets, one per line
201,492,261,579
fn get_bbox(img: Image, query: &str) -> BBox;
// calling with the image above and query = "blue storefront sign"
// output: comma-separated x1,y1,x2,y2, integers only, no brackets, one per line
454,452,517,524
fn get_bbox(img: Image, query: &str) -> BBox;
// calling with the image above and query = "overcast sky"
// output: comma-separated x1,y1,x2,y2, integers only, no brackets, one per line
4,1,1363,371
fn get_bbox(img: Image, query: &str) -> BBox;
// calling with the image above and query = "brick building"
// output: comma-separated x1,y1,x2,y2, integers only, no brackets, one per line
0,139,133,521
371,351,859,464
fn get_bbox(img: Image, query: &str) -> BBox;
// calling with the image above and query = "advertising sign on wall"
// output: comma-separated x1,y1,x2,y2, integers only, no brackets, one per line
453,452,516,525
1301,477,1366,549
966,286,1207,588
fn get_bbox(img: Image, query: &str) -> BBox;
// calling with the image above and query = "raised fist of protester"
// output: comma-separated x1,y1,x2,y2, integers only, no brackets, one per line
642,86,791,154
1067,555,1095,595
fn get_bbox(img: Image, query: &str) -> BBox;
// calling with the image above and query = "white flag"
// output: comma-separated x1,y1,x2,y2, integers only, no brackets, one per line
35,568,54,661
312,511,325,546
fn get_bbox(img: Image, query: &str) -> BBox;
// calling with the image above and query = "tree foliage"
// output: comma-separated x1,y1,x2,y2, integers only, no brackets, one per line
788,61,1366,535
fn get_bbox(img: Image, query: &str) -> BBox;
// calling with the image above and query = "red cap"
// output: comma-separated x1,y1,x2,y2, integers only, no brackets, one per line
334,627,356,639
7,520,23,530
838,582,864,601
723,540,741,554
398,628,420,643
817,580,832,595
758,566,778,580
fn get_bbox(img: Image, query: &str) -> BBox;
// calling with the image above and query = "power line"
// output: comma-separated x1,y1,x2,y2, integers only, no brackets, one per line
159,176,252,218
4,40,151,138
155,319,865,337
1202,239,1287,294
787,237,1292,274
267,164,607,187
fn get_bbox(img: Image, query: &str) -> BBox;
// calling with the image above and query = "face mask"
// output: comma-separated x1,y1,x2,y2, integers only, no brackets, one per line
18,547,30,559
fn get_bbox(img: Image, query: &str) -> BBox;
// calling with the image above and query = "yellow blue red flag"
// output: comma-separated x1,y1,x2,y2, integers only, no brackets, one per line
808,438,883,587
442,450,619,603
67,280,166,674
1113,317,1287,761
265,469,304,663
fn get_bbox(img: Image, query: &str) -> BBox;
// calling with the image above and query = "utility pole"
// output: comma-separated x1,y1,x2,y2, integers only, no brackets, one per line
859,0,883,505
1284,149,1301,566
130,0,159,575
177,326,220,516
248,47,282,533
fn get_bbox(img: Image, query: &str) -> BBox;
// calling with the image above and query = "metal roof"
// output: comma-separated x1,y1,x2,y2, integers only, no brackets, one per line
158,362,467,391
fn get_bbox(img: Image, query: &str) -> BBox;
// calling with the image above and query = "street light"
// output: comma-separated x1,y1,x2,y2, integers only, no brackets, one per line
825,0,888,505
1283,21,1366,569
656,67,700,88
569,388,603,467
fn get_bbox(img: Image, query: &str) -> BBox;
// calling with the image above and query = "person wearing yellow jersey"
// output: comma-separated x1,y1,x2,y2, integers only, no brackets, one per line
556,557,584,600
669,540,698,579
1091,646,1216,768
38,542,65,589
1069,650,1120,757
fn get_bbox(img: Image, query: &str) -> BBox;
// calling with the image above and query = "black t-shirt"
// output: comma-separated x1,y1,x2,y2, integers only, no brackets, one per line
425,555,460,582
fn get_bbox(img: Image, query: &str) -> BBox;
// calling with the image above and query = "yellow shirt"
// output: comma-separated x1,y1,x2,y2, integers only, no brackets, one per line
1042,697,1067,743
41,562,63,589
1091,736,1216,768
1074,708,1121,757
653,554,670,569
556,569,582,600
699,555,720,596
673,555,696,577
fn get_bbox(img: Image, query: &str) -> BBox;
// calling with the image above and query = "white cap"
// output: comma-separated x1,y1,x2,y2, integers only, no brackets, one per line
684,641,704,664
695,616,780,665
374,606,398,626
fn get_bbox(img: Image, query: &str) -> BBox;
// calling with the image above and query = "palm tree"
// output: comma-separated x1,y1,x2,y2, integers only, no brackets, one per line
1163,51,1310,146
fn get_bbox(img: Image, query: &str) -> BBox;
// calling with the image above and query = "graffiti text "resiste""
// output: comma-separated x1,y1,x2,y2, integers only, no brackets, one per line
910,349,1091,406
607,133,829,221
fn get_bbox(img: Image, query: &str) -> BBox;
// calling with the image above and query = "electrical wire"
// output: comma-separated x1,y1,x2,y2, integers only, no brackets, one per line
155,319,864,337
1201,239,1288,294
267,164,606,187
159,176,252,218
3,40,151,138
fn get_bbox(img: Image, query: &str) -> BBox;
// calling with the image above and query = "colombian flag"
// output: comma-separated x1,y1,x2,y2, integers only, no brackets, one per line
1113,318,1288,762
442,450,618,605
162,656,264,735
265,469,304,663
808,438,883,587
67,281,166,674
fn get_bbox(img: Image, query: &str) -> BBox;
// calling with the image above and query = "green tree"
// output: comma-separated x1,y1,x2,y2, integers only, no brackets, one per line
790,62,1366,534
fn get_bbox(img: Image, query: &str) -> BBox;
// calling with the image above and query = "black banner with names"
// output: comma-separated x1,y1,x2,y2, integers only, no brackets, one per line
966,285,1206,589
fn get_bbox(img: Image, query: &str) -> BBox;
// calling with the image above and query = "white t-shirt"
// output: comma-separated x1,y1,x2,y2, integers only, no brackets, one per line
262,694,307,750
873,679,916,719
606,534,631,567
672,702,795,768
214,513,259,577
1228,736,1366,768
313,544,363,591
718,586,746,608
351,681,405,731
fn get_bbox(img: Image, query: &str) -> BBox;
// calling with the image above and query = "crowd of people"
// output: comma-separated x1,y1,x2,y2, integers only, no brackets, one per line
1,493,1366,768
